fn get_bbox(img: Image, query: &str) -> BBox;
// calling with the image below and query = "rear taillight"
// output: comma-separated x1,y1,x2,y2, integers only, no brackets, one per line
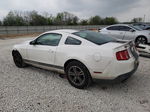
116,49,130,61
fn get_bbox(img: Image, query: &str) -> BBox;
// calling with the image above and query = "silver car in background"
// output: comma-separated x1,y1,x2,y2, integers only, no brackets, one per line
100,24,150,44
132,23,150,30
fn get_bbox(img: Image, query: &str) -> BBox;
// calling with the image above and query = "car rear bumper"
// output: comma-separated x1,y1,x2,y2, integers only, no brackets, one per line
112,60,139,82
91,56,139,80
93,60,139,83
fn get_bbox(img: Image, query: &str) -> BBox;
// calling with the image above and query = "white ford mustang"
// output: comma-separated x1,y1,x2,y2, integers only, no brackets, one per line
12,29,139,89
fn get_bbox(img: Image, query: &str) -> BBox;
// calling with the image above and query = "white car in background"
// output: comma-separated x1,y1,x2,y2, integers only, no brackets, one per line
100,24,150,44
12,29,139,89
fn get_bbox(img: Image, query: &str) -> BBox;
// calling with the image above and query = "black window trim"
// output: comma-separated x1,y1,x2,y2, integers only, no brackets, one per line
119,26,132,31
107,25,133,31
106,26,120,31
65,36,82,45
34,33,62,46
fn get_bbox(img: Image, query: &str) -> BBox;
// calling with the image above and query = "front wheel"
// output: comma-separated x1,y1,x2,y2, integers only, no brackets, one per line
66,61,92,89
135,36,147,44
12,51,27,68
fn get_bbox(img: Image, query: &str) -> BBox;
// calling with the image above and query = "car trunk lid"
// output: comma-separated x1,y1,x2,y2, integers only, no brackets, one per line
100,40,139,60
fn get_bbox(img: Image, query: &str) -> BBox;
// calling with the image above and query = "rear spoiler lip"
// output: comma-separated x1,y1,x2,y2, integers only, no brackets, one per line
115,39,132,43
114,40,134,49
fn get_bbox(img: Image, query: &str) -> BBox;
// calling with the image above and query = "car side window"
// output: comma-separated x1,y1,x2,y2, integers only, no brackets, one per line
36,33,62,46
107,26,120,31
65,37,81,45
119,26,132,31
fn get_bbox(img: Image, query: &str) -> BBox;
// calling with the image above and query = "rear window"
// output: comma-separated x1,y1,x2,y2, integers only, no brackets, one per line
65,36,81,45
73,30,116,45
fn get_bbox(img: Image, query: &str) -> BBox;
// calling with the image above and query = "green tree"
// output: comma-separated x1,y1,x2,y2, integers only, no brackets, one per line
54,12,64,25
47,17,54,25
3,11,25,26
89,16,102,25
63,12,79,25
72,16,79,25
44,14,54,25
54,12,79,25
2,10,121,26
80,19,88,25
103,17,118,25
28,11,47,26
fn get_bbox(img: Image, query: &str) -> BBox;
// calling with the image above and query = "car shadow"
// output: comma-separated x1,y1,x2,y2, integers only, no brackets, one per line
23,64,144,93
89,78,127,90
89,71,145,91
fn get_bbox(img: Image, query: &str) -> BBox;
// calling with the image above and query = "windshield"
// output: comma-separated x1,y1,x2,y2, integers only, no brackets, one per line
129,25,143,31
73,30,116,45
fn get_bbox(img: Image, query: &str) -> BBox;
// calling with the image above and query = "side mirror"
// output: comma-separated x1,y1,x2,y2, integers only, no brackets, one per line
30,40,36,45
130,29,135,32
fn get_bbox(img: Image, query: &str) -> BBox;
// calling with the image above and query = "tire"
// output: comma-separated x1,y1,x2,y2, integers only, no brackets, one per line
12,51,27,68
135,36,147,44
66,61,92,89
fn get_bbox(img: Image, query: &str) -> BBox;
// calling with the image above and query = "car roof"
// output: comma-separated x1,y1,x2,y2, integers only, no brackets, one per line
45,29,79,34
103,24,131,29
109,24,129,27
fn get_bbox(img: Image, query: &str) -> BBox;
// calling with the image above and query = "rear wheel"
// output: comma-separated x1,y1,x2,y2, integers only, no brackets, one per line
66,61,92,89
135,36,147,44
12,51,27,68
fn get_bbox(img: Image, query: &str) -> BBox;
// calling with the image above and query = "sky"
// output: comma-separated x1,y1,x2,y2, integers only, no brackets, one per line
0,0,150,22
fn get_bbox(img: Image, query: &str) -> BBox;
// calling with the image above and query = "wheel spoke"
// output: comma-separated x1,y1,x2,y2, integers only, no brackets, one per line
78,71,84,76
72,66,77,74
77,77,83,83
68,71,76,76
73,77,77,83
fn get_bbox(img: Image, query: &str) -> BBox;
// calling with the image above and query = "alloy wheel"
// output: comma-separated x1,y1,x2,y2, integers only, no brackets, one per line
68,66,85,86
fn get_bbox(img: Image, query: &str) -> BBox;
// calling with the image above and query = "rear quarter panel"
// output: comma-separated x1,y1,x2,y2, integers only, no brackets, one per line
55,45,114,74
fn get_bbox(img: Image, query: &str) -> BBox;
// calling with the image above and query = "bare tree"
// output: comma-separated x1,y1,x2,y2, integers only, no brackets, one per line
131,17,143,23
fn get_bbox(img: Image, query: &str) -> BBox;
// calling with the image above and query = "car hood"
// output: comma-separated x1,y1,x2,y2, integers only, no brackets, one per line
13,40,32,49
19,40,32,45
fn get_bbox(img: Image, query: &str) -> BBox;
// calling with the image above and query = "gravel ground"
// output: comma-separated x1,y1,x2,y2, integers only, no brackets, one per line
0,37,150,112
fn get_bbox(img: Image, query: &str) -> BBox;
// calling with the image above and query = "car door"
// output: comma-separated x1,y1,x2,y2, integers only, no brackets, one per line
106,26,125,40
27,33,62,65
119,26,136,41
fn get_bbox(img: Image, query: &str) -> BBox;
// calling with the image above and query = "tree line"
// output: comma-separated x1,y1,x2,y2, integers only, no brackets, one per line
0,11,118,26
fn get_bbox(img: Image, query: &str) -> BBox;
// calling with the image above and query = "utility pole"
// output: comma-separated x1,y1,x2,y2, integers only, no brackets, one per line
143,15,146,23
